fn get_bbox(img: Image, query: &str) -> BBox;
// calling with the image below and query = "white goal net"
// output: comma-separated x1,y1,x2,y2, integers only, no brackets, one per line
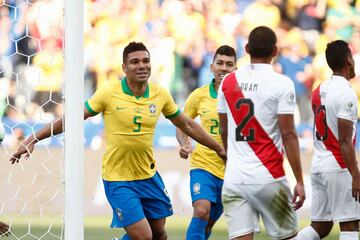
0,0,67,239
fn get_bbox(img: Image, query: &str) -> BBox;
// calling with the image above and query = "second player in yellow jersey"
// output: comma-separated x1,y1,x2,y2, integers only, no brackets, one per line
176,45,237,240
183,80,224,179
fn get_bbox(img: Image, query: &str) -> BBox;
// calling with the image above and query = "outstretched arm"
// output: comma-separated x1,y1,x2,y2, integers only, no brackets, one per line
171,113,226,161
338,118,360,202
278,114,305,210
10,107,93,163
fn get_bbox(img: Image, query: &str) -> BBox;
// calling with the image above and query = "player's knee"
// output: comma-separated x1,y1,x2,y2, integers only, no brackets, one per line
128,230,152,240
311,222,333,238
340,220,359,232
193,205,210,219
152,229,167,240
133,234,152,240
318,230,331,238
139,235,153,240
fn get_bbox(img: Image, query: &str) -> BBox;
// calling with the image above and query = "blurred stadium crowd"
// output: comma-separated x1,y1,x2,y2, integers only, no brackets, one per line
1,0,360,150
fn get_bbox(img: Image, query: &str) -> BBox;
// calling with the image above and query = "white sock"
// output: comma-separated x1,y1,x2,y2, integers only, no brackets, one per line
297,226,320,240
339,231,359,240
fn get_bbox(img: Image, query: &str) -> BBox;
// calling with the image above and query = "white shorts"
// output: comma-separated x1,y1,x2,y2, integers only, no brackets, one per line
311,171,360,222
222,179,298,240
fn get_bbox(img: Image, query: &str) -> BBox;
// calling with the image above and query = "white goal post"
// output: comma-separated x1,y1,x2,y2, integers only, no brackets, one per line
64,0,84,239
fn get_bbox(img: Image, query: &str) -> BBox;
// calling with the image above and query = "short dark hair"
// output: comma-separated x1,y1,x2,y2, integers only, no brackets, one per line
123,42,150,63
325,40,351,72
213,45,237,62
247,26,277,58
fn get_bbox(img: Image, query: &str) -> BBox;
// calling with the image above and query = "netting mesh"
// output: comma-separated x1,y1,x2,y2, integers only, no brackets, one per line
0,0,65,239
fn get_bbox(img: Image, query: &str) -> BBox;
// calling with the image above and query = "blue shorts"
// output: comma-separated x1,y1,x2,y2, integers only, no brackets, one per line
190,169,224,221
103,172,173,228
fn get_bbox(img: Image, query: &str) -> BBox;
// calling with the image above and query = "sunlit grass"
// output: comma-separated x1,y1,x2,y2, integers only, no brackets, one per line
0,215,341,239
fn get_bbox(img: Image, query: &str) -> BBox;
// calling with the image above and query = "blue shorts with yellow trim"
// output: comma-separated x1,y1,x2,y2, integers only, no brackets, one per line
190,169,224,221
103,172,173,228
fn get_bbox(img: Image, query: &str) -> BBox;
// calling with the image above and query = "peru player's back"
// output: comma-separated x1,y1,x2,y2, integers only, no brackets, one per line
218,63,296,184
311,76,358,173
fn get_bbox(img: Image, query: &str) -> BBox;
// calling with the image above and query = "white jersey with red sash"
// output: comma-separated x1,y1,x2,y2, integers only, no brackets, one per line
218,64,296,184
311,75,358,173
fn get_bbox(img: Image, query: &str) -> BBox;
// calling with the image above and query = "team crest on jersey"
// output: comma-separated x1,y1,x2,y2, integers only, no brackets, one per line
345,102,354,113
115,208,124,221
287,92,295,103
193,183,201,194
149,104,156,114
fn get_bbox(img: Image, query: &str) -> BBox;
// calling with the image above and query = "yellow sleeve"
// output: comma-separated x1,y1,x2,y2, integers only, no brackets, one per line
85,85,112,115
161,88,180,119
183,91,199,119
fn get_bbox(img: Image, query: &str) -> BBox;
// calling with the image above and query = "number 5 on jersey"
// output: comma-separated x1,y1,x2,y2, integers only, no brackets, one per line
133,116,142,132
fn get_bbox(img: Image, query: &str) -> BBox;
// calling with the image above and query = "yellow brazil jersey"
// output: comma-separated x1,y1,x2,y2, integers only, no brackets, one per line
85,78,180,181
183,81,224,179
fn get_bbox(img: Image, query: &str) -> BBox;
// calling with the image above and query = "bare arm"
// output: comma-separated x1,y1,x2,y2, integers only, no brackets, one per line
175,127,193,159
278,114,305,210
10,107,93,163
171,113,226,161
338,118,360,201
0,221,9,236
219,113,228,153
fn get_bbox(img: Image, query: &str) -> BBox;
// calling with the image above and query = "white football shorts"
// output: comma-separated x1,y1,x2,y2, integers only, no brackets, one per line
222,179,298,240
311,171,360,222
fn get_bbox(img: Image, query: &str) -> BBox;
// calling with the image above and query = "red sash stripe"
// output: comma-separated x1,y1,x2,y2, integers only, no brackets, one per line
312,86,346,168
222,72,285,178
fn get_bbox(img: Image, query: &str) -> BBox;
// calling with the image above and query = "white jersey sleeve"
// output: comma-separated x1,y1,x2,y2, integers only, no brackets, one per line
337,91,358,122
277,78,296,114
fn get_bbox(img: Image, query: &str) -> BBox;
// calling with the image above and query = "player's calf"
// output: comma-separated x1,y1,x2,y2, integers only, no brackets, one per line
297,221,333,240
339,220,359,240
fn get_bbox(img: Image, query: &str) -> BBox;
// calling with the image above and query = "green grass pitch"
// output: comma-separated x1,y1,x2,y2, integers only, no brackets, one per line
1,216,340,239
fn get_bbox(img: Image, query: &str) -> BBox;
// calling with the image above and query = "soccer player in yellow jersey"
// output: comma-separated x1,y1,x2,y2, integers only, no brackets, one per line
176,45,237,240
10,42,226,240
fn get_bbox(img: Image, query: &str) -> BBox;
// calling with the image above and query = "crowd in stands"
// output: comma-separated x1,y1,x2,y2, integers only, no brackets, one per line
1,0,360,149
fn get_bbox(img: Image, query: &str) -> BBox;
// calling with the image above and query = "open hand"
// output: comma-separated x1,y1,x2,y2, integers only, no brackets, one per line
0,221,10,236
10,141,35,164
292,183,305,210
352,176,360,202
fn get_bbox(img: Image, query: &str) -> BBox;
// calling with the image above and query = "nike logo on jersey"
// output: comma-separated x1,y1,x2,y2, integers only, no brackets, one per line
201,109,210,114
116,107,126,110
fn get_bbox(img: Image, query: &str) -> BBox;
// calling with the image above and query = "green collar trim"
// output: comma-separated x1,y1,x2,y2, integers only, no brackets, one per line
121,77,149,99
209,79,217,99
